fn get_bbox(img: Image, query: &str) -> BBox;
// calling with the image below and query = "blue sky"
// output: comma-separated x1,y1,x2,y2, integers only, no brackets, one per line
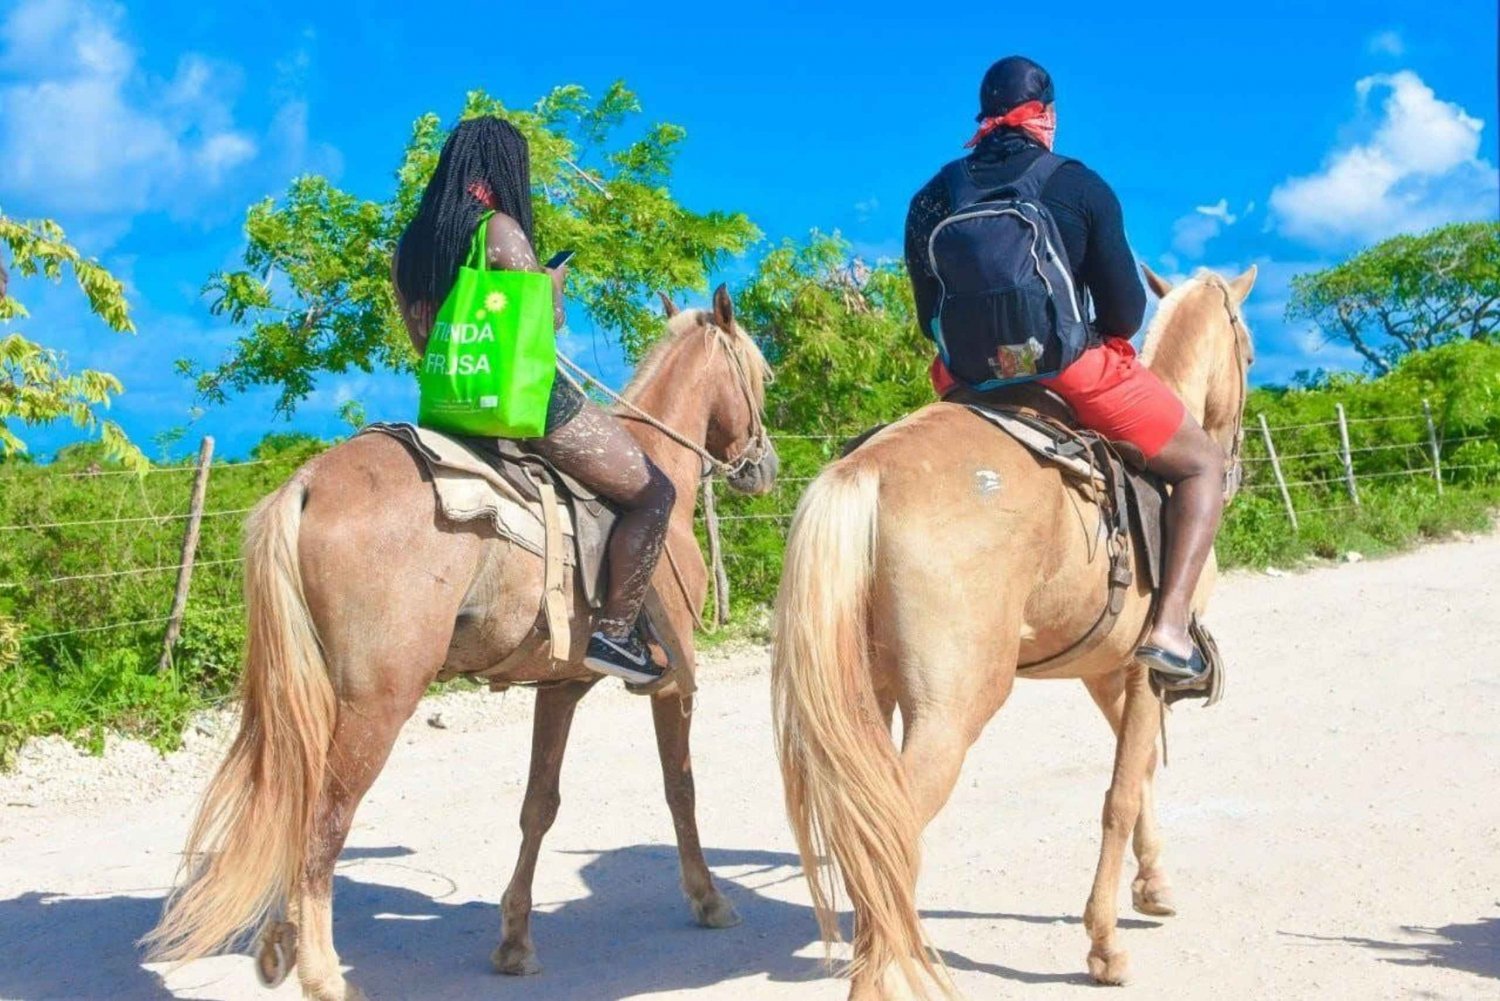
2,0,1497,460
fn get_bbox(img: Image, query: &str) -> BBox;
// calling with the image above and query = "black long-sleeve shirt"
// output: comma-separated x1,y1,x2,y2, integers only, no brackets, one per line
904,132,1146,343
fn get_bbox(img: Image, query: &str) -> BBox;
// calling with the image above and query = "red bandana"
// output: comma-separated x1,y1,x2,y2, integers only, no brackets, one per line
965,100,1056,150
466,180,499,209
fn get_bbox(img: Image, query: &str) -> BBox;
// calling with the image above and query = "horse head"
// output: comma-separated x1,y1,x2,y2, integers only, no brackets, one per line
1140,264,1257,501
657,284,779,496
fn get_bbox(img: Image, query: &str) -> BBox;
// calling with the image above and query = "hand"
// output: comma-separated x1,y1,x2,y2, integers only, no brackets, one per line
545,263,568,328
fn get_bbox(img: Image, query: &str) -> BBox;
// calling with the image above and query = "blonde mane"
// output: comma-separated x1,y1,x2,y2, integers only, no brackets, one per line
1139,268,1252,371
623,308,771,406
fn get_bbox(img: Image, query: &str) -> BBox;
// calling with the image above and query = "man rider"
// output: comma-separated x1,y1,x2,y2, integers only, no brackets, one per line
903,55,1226,691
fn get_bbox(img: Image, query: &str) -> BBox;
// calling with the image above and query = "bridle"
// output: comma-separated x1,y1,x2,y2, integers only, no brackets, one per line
1214,280,1252,503
555,322,771,484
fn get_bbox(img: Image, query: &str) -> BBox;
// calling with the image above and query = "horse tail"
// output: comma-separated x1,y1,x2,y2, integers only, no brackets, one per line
771,460,949,998
144,476,334,963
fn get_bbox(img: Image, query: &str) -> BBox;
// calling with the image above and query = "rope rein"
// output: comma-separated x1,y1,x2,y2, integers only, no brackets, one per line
554,324,770,632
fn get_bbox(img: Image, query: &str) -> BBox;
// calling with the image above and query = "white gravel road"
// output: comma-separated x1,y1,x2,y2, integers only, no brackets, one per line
2,534,1497,1000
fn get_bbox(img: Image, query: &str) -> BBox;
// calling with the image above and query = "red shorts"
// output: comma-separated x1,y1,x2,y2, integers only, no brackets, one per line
930,338,1185,460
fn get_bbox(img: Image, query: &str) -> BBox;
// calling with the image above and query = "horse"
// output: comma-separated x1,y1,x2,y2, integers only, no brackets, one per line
772,265,1255,999
145,286,778,1001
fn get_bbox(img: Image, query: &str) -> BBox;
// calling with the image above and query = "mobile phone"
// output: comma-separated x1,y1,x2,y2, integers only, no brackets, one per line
545,250,576,270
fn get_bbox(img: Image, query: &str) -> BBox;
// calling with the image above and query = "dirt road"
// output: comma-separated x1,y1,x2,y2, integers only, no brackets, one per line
2,535,1497,1000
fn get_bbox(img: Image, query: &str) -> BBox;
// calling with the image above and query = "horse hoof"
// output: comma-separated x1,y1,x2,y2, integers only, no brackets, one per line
254,921,298,988
1087,946,1130,986
692,893,742,929
1131,875,1177,917
492,944,542,977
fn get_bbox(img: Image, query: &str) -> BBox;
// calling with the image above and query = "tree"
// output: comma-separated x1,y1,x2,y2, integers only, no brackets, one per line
187,83,760,416
738,231,933,435
1288,221,1500,374
0,213,143,466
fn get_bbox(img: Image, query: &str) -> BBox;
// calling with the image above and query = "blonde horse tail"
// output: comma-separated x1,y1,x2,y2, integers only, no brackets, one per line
144,476,333,964
772,460,949,998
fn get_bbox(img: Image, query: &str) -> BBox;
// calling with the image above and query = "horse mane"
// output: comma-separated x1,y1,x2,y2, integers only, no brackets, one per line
1139,268,1250,371
623,307,771,406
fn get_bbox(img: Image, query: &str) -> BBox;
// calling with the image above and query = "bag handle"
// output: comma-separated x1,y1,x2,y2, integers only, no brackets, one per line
466,211,496,271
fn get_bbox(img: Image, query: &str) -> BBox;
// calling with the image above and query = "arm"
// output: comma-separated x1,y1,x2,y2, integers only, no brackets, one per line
904,177,949,342
1076,168,1146,338
485,213,567,329
390,243,431,355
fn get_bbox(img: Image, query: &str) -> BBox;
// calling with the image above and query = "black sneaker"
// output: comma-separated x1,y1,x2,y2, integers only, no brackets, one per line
583,631,665,685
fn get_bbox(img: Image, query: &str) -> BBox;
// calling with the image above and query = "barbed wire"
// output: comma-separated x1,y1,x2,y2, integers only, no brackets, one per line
0,506,254,534
20,604,245,643
0,557,245,591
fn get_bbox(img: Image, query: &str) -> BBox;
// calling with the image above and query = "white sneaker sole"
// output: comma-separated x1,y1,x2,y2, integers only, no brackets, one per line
583,655,662,686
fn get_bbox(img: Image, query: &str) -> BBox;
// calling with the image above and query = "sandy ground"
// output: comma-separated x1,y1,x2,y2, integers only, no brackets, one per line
2,536,1498,1001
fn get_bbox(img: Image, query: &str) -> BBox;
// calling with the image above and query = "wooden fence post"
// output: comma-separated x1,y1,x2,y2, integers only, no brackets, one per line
1422,398,1444,495
1259,414,1299,532
1335,403,1360,506
702,479,730,628
158,436,214,672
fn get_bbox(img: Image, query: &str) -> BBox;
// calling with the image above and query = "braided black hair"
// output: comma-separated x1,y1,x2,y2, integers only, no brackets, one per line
396,115,536,309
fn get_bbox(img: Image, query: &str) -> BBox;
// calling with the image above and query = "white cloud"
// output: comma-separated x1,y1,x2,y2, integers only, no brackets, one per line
1367,30,1405,57
1170,197,1246,258
0,0,256,219
1270,70,1498,249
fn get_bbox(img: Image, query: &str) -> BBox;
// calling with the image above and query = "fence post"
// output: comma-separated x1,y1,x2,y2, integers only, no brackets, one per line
1335,403,1360,507
158,436,214,672
1422,398,1444,495
701,479,730,628
1258,414,1299,532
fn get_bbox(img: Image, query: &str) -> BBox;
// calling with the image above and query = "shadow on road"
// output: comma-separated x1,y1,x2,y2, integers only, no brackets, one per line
0,843,1124,999
1280,916,1500,981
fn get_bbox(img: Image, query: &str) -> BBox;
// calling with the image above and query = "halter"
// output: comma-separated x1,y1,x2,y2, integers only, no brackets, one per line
1213,280,1251,503
555,321,771,483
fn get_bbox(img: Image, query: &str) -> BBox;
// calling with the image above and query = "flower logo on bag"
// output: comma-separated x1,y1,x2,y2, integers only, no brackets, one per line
485,291,508,313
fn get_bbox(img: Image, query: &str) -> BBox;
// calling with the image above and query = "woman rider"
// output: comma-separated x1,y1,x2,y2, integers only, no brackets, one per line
905,56,1226,691
392,116,674,686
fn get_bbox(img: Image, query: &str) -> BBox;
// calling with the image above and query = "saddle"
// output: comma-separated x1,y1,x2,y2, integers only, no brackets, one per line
845,386,1171,677
359,423,689,696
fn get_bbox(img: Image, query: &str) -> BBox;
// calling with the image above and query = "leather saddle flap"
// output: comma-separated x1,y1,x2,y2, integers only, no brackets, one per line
361,422,616,608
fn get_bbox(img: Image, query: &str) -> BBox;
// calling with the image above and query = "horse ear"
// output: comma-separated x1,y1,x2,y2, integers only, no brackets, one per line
1140,263,1174,299
657,291,680,318
712,283,735,331
1227,264,1258,304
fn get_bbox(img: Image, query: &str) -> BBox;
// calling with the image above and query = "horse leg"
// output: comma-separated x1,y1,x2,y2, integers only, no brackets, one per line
650,692,741,929
493,679,596,976
1082,672,1173,917
846,657,1017,1001
1082,662,1161,985
288,677,427,1001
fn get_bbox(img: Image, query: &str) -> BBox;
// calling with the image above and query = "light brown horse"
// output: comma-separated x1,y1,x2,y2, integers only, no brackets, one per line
145,289,777,1001
772,265,1255,999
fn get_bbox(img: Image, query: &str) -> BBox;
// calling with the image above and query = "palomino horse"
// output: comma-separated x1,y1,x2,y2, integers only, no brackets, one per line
146,287,777,1000
773,265,1255,999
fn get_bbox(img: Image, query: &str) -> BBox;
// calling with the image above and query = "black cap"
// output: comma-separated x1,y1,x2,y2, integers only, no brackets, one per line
977,56,1054,120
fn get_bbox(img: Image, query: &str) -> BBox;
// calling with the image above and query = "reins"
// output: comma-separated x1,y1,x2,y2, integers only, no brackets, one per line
553,323,770,631
1215,280,1251,503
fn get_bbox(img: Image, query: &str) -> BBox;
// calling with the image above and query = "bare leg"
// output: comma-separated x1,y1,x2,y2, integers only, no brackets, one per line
651,693,741,928
291,681,425,1001
494,680,596,975
1143,414,1225,659
527,400,676,637
1082,672,1173,917
1083,663,1162,984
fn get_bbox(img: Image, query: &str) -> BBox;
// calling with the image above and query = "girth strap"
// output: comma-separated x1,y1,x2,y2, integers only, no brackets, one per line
529,467,573,664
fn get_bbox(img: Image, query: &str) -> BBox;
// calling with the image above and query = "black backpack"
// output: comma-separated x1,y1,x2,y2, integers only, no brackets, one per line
927,152,1091,388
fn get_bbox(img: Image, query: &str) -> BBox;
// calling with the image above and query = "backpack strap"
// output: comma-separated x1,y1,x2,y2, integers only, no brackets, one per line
942,151,1072,208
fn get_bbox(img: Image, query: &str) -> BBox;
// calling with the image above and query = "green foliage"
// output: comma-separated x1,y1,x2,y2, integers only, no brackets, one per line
0,212,144,467
1288,221,1500,374
186,83,760,415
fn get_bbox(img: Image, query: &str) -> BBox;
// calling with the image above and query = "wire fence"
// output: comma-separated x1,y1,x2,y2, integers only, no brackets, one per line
0,399,1496,658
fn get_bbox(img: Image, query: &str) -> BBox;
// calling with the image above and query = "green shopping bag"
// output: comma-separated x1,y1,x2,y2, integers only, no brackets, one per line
417,212,556,438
